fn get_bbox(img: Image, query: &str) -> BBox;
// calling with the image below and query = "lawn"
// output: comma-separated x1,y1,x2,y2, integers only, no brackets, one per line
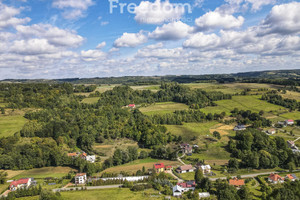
61,188,162,200
279,111,300,120
9,167,77,180
139,102,189,115
179,172,195,181
100,158,180,175
165,121,219,142
0,114,27,137
200,95,286,115
81,97,100,104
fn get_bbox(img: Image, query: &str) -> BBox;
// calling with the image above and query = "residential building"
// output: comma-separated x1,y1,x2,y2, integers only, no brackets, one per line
85,155,96,163
75,173,87,184
9,178,33,191
234,125,246,131
267,129,276,135
176,165,194,174
195,164,211,174
285,174,298,181
67,152,96,163
127,104,136,108
165,166,172,171
199,192,210,199
180,143,193,155
285,119,294,125
154,163,165,173
172,181,195,196
268,173,284,184
229,177,245,187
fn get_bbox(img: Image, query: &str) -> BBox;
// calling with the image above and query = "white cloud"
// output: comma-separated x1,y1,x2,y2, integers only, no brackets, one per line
195,11,244,31
134,0,185,25
114,31,148,48
16,24,84,47
101,21,109,26
81,50,106,61
259,2,300,35
183,32,220,49
246,0,275,12
96,42,106,49
52,0,94,19
136,46,183,59
0,3,30,30
149,21,192,40
10,39,58,55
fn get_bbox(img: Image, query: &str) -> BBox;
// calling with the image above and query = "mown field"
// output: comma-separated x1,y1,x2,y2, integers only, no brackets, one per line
81,97,100,104
200,95,286,115
139,102,189,115
100,158,180,175
0,114,27,137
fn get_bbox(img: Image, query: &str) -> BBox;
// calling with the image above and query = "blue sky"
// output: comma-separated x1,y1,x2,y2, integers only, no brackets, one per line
0,0,299,79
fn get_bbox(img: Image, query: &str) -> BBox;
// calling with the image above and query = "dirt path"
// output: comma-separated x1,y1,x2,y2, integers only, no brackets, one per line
165,170,184,183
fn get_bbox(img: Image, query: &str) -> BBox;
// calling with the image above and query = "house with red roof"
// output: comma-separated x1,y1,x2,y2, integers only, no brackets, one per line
285,174,298,181
173,181,196,196
165,166,172,171
75,173,87,184
127,104,136,108
154,163,165,173
285,119,294,125
229,177,245,187
9,178,32,191
268,173,284,184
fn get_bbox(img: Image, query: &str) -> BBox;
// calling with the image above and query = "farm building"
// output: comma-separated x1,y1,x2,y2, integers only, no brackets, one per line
176,165,194,173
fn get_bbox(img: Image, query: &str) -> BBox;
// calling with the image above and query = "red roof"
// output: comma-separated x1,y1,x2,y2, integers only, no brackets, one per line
154,163,165,169
75,173,86,177
165,166,172,169
288,119,294,122
229,178,245,186
67,152,77,157
177,181,196,188
10,178,29,188
285,174,294,180
128,104,135,107
268,173,283,181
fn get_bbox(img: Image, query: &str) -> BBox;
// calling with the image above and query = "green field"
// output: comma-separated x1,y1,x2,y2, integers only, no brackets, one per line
165,121,219,141
81,97,100,104
200,95,286,115
61,188,162,200
279,111,300,120
139,102,189,115
0,115,27,137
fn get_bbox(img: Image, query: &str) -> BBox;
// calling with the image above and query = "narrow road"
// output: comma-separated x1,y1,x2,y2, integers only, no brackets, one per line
176,150,186,165
165,170,184,183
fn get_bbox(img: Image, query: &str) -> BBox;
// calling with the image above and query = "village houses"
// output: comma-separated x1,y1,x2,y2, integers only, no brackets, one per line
176,165,194,174
9,178,34,191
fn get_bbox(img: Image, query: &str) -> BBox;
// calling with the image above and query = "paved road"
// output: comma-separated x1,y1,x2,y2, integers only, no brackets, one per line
52,184,122,192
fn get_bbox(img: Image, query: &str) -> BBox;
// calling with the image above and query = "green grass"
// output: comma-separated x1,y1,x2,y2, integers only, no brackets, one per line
10,167,76,180
165,121,219,142
81,97,100,104
179,172,195,180
61,188,162,200
139,102,189,115
0,115,27,137
279,111,300,120
200,95,286,115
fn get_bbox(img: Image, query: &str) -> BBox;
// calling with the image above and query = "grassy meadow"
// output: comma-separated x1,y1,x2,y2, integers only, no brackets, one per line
0,114,27,137
81,97,100,104
139,102,189,115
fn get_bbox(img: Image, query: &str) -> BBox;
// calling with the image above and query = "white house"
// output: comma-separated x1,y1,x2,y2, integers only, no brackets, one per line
199,192,210,199
267,129,276,135
75,173,87,184
9,178,33,191
176,165,194,174
85,155,96,163
172,181,196,197
268,173,284,184
173,185,184,197
285,119,294,125
197,164,211,174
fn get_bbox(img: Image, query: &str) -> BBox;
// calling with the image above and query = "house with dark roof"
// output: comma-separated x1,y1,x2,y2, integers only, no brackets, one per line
176,165,194,174
229,177,245,187
268,173,284,184
180,143,193,155
234,125,246,131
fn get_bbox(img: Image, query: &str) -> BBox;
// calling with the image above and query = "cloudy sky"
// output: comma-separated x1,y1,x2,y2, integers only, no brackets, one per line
0,0,300,79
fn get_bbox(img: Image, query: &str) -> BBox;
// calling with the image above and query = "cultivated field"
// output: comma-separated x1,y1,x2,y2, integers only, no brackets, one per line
0,114,27,137
139,102,189,115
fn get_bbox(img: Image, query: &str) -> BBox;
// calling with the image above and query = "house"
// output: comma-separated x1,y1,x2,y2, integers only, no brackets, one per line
67,152,77,157
67,152,96,163
229,177,245,187
195,164,211,174
176,165,194,174
85,155,96,163
165,166,172,171
180,143,193,155
9,178,33,191
285,174,298,181
268,173,284,184
267,129,276,135
193,144,199,148
173,181,195,196
234,125,246,131
75,173,87,184
199,192,210,199
154,163,165,173
127,104,136,108
285,119,294,125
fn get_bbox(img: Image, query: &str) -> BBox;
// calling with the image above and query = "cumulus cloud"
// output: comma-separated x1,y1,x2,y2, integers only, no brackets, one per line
195,11,244,31
134,0,185,25
0,3,30,30
259,2,300,35
96,42,106,49
81,50,106,61
149,21,192,40
16,24,84,47
183,33,220,49
136,46,183,59
52,0,94,19
114,31,148,48
10,39,58,55
246,0,275,12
